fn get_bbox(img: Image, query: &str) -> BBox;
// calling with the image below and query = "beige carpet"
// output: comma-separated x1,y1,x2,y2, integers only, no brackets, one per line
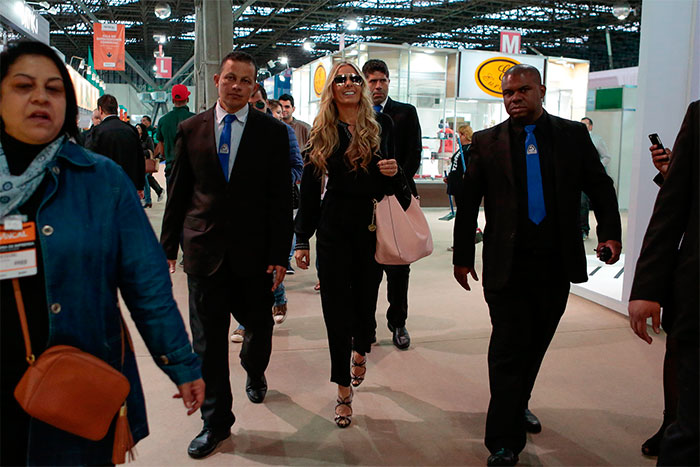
128,178,664,466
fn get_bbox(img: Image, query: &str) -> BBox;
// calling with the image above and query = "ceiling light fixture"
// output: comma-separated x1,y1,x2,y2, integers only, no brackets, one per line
154,2,172,20
279,56,288,66
345,19,359,31
303,40,315,51
612,3,632,20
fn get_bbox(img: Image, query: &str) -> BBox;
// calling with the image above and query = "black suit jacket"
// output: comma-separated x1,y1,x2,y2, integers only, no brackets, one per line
160,104,292,277
86,115,144,190
453,112,621,291
383,97,422,195
630,101,699,342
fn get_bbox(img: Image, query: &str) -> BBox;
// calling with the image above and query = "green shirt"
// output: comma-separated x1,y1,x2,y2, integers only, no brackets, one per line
156,105,195,171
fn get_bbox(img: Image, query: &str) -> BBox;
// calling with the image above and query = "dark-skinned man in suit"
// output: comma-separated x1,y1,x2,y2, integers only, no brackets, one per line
161,51,292,460
362,59,422,350
453,64,622,466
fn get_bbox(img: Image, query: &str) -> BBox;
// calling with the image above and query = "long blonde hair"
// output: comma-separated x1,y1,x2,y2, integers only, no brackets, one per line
308,61,380,174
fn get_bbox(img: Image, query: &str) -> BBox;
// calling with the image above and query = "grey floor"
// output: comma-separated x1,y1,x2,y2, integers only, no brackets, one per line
129,176,664,466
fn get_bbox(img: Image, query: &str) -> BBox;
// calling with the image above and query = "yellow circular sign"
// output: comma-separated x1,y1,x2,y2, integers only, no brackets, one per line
475,57,521,98
313,64,326,98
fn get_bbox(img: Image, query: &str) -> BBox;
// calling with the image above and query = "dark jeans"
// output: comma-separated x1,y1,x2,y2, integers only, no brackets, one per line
483,252,570,455
187,261,274,432
658,339,699,466
317,226,383,388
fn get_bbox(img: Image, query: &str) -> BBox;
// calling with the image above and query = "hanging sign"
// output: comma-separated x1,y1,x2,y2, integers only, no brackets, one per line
500,30,522,54
155,57,172,79
458,50,545,100
93,23,125,71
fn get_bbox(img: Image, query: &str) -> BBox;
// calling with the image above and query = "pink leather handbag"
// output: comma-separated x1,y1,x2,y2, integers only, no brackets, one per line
372,195,433,265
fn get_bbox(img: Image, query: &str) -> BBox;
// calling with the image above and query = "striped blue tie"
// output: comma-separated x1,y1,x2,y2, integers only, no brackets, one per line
218,114,236,181
524,125,546,224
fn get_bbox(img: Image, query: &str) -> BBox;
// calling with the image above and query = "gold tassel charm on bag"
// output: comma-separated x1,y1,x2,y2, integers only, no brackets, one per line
112,403,136,464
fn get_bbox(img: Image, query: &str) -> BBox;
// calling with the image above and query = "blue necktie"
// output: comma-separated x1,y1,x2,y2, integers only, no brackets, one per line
218,114,236,181
373,105,382,113
524,125,546,224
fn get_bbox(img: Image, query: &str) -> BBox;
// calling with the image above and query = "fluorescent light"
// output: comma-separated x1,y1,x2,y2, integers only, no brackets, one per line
345,19,358,31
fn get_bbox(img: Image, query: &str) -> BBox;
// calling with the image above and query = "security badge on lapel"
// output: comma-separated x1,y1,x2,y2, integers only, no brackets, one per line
0,215,38,280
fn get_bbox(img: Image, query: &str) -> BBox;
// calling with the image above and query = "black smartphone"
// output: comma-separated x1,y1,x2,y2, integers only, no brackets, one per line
648,133,669,161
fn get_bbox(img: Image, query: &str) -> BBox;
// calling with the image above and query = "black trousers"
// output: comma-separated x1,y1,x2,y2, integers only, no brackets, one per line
147,173,163,196
658,339,699,466
317,226,383,388
483,252,570,455
187,261,274,432
377,264,410,329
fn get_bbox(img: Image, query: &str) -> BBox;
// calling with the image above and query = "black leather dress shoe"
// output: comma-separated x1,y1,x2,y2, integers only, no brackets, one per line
246,374,268,404
388,323,410,350
187,428,231,459
524,408,542,433
487,448,518,466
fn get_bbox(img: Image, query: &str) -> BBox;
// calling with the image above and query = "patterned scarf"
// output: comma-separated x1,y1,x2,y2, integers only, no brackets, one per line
0,136,65,219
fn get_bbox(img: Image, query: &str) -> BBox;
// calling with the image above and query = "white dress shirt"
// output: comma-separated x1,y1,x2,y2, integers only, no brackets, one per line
215,101,249,178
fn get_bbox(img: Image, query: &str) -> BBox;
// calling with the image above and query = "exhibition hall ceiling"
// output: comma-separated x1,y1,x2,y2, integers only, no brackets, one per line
36,0,642,88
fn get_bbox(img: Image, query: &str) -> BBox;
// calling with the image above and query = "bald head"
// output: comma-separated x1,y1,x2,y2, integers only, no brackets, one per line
91,109,101,126
502,64,542,86
501,64,546,124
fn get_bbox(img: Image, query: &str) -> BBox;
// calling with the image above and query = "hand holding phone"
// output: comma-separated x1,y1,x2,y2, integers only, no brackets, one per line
648,133,669,162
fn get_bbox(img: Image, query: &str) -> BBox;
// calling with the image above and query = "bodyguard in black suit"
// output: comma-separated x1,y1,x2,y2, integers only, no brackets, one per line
453,65,622,466
629,100,698,466
161,51,292,459
86,94,144,191
363,59,422,349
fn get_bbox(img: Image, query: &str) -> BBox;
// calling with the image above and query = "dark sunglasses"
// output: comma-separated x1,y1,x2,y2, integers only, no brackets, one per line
333,73,363,86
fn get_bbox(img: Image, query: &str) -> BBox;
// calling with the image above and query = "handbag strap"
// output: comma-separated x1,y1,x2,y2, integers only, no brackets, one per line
12,279,35,365
12,279,126,368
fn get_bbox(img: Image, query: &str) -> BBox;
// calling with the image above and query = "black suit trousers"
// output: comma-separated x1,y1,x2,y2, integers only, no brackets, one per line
658,338,699,466
187,261,274,431
483,251,570,455
379,264,410,329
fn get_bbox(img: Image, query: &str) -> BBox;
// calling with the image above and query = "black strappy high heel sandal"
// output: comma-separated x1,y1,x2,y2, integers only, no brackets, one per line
351,353,366,387
334,389,353,428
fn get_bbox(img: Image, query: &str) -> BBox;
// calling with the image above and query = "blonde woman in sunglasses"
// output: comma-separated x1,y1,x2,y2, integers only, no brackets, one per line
294,62,412,428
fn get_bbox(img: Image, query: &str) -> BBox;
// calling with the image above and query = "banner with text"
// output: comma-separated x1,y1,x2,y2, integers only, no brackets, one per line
458,50,545,100
93,23,125,71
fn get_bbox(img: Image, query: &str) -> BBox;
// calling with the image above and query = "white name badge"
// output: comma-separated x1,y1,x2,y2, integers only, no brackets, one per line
0,221,38,280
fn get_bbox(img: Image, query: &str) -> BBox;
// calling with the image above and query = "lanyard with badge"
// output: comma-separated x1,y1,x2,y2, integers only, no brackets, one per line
0,215,38,280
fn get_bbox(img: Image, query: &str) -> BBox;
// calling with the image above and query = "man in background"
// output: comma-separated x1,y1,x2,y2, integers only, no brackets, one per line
156,84,194,189
87,94,144,195
580,116,612,240
363,58,423,350
278,93,311,149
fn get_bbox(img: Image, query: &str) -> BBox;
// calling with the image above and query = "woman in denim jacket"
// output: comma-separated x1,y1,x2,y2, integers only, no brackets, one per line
0,40,204,465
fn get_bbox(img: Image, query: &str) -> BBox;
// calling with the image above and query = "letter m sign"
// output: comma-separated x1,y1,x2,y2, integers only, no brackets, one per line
500,30,521,54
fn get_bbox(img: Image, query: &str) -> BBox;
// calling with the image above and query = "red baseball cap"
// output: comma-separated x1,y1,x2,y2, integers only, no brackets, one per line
172,84,190,101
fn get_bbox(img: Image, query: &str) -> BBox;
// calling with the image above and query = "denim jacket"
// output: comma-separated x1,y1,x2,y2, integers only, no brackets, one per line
23,141,201,465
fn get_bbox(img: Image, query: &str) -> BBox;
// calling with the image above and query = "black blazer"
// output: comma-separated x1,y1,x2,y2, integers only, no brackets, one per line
630,101,699,342
160,104,292,277
86,115,144,190
453,112,621,291
383,97,422,194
